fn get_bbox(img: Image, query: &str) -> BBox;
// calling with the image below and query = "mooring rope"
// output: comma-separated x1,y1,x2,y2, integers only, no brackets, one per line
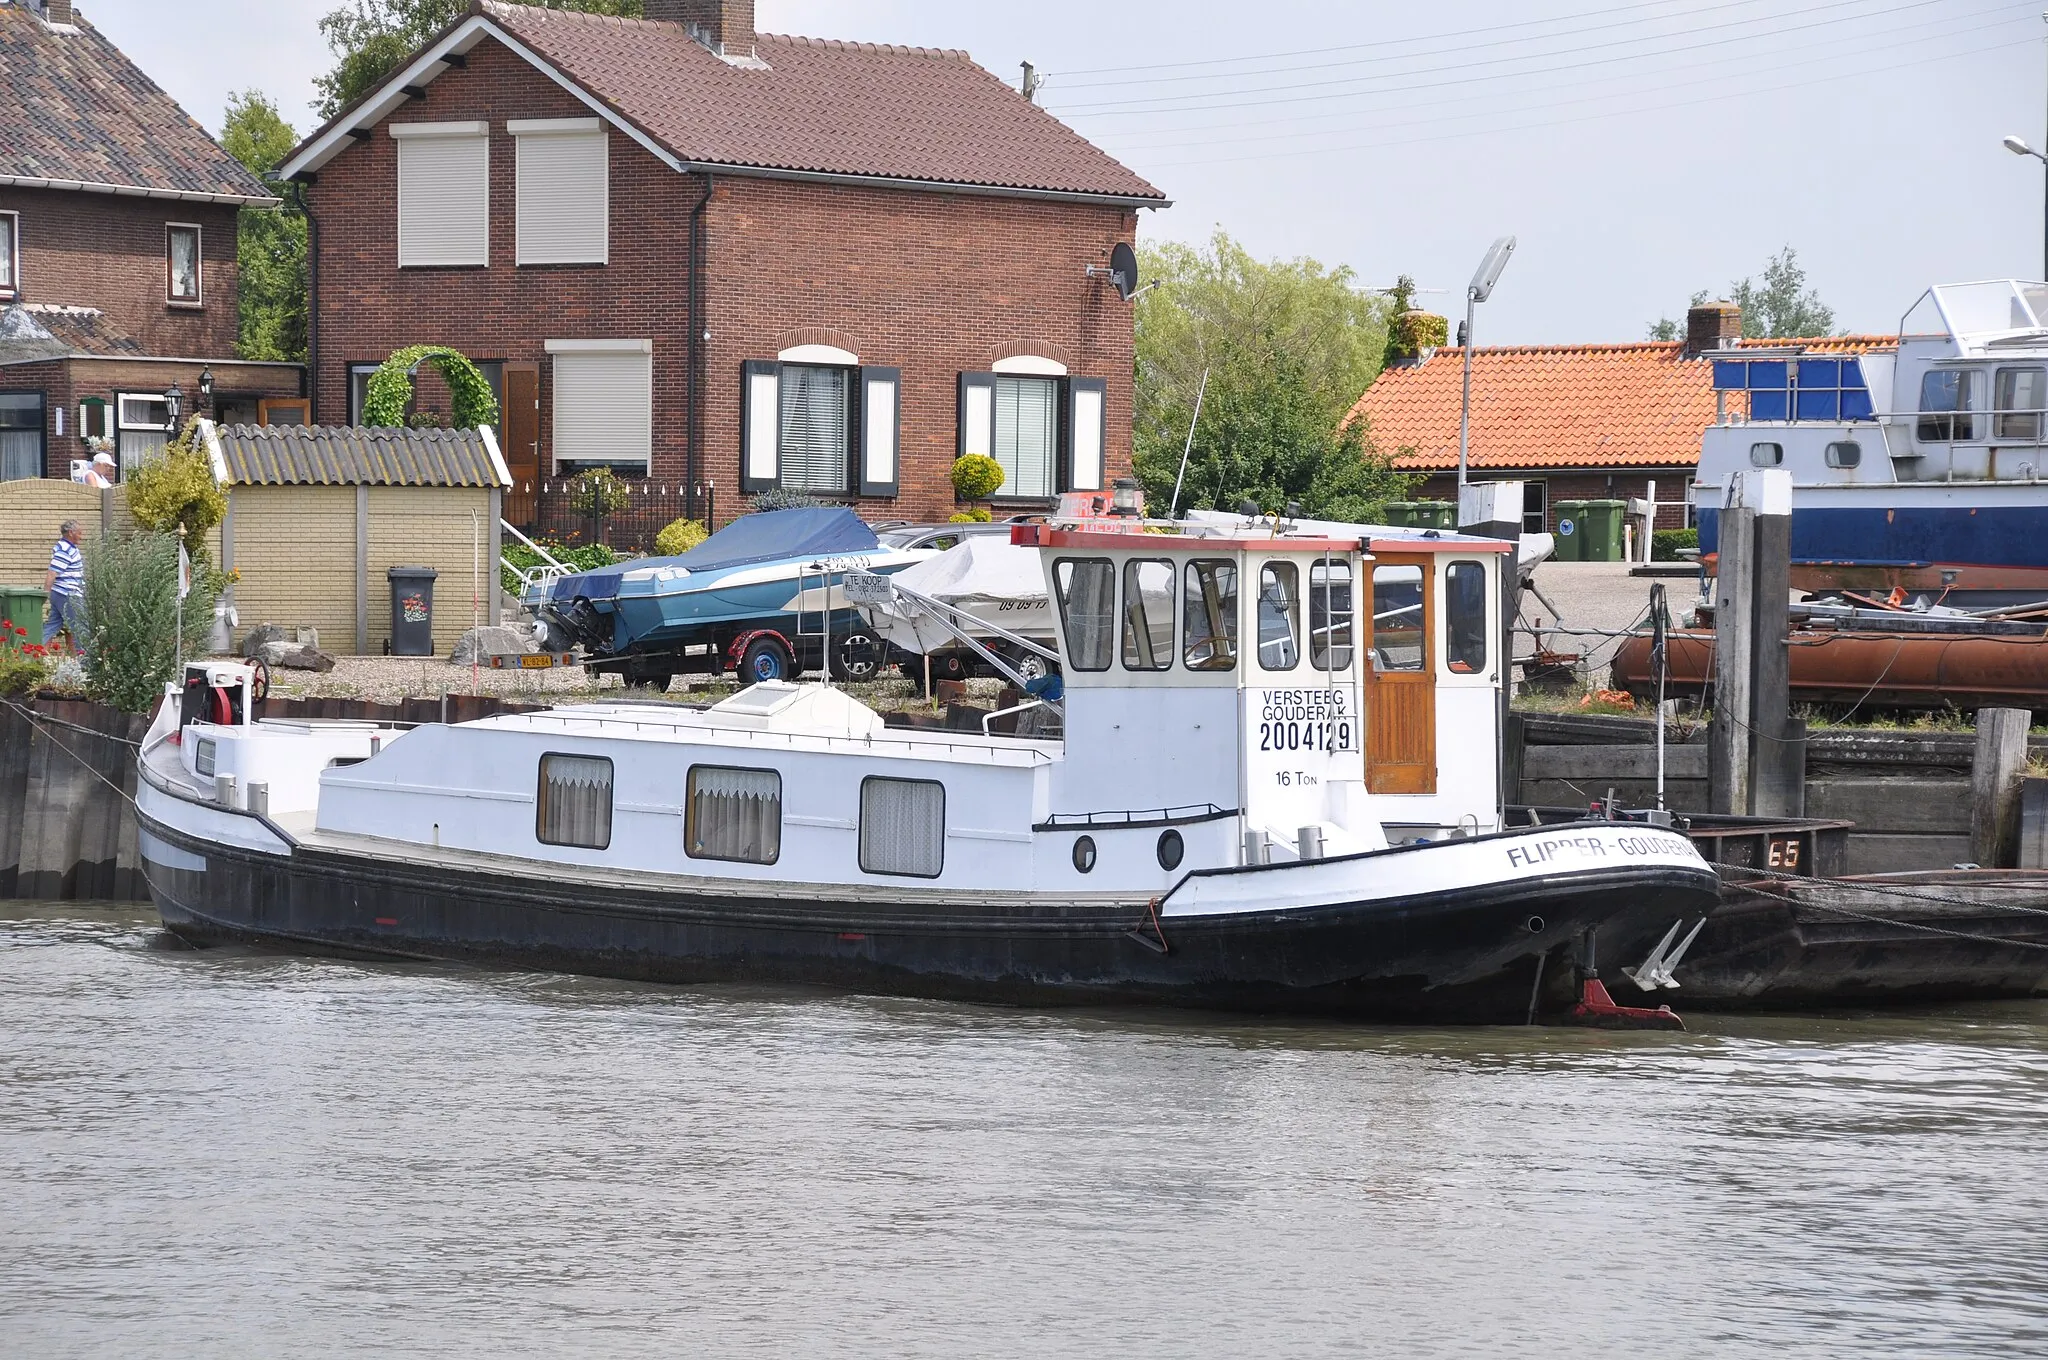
1715,860,2048,919
1727,878,2048,952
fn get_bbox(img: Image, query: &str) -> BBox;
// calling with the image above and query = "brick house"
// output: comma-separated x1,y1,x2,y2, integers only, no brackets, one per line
0,0,307,483
275,0,1167,532
1348,303,1892,535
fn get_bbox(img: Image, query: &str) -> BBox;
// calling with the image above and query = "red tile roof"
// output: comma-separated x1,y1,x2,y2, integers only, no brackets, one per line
1349,335,1896,472
0,6,274,203
469,2,1164,202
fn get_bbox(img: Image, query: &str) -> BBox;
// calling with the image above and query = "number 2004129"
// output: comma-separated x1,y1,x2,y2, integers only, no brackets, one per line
1258,719,1353,752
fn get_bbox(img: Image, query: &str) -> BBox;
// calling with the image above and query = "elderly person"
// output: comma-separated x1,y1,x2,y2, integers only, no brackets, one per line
43,520,86,649
76,452,117,488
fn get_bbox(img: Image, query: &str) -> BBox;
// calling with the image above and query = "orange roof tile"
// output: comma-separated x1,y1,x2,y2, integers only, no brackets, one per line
1349,335,1896,472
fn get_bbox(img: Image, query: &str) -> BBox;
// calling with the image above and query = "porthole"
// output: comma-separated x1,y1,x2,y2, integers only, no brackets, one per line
1157,828,1185,871
1072,835,1097,873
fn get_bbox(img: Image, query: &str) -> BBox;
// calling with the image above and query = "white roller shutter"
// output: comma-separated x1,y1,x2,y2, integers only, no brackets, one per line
393,122,489,267
546,340,651,467
512,119,608,265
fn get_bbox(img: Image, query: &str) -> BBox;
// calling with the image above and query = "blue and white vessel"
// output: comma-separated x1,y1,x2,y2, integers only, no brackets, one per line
1696,280,2048,603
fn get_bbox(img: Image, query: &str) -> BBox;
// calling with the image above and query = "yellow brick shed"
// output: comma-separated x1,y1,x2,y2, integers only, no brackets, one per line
198,421,511,656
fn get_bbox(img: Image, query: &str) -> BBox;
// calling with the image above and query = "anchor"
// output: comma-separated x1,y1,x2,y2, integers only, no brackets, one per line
1621,917,1707,991
1557,928,1686,1031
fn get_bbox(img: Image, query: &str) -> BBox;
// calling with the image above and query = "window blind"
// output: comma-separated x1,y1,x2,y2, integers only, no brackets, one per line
538,754,613,849
548,342,651,467
859,778,945,878
688,766,782,864
778,365,848,493
395,124,489,267
994,376,1058,498
513,122,607,265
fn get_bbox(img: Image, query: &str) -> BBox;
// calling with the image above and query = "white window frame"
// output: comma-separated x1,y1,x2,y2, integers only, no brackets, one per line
391,120,490,269
116,390,173,479
545,338,652,470
510,117,608,266
165,222,202,306
0,211,18,298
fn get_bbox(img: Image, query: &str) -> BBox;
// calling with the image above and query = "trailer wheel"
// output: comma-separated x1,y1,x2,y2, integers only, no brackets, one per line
738,636,794,686
829,626,883,683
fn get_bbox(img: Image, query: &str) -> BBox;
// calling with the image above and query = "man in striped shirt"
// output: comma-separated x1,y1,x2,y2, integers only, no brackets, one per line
43,520,85,649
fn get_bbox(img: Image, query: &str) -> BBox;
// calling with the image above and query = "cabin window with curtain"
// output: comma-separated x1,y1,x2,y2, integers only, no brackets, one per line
1825,441,1863,469
1053,558,1115,671
1120,558,1176,671
1444,561,1488,674
166,224,201,304
1918,369,1981,442
1995,367,2046,440
1749,442,1782,466
686,765,782,865
537,754,613,849
1372,566,1425,672
1256,562,1300,671
1309,560,1353,670
859,777,945,878
1182,560,1239,672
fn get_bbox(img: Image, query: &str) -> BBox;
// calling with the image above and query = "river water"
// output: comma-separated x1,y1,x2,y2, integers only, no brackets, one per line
3,902,2045,1358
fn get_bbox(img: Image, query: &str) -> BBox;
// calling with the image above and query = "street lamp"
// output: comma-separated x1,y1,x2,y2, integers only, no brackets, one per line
1457,236,1516,492
197,365,214,415
2006,133,2048,281
163,381,183,434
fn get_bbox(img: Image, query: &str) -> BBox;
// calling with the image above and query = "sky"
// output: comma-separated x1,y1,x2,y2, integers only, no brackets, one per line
78,0,2048,344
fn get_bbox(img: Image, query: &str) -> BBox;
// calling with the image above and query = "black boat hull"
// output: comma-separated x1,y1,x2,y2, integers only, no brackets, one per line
138,811,1721,1025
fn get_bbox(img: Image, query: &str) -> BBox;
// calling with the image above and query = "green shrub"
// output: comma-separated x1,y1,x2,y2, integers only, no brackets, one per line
126,425,226,546
947,508,993,523
81,530,217,713
747,488,825,513
499,539,621,596
654,517,709,557
1652,528,1699,561
567,467,632,518
0,647,49,697
362,344,500,428
951,453,1005,500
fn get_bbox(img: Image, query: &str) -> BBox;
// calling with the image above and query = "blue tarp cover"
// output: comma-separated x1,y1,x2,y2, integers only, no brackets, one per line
549,507,880,602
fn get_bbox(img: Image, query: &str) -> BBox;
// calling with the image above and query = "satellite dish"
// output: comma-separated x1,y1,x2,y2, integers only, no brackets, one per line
1109,241,1139,302
1468,236,1516,303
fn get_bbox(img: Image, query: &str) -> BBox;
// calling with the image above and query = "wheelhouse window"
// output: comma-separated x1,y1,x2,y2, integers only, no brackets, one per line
686,765,781,865
1256,562,1300,671
1444,560,1488,675
1309,560,1353,670
0,391,46,482
0,212,17,298
1120,558,1176,671
1749,441,1783,466
1053,558,1115,671
117,391,171,477
1918,369,1981,442
1995,367,2046,441
166,224,201,304
1825,441,1863,469
859,777,945,878
1182,559,1239,672
1372,565,1425,672
537,754,613,849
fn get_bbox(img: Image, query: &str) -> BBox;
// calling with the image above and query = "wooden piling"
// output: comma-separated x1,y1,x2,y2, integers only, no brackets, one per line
1971,706,2031,868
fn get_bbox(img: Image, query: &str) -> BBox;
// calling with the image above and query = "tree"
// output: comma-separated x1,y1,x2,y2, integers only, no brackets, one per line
1648,246,1837,341
317,0,644,117
222,91,308,362
1133,230,1410,519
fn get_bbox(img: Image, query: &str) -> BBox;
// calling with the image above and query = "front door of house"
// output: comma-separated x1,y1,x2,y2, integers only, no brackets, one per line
503,362,541,527
1365,553,1437,794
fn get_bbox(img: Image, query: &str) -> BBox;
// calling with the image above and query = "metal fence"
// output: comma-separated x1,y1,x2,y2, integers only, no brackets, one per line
517,480,725,554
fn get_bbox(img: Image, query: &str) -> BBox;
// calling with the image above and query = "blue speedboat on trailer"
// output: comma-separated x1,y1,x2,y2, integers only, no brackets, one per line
532,507,927,686
1697,280,2048,605
135,521,1720,1025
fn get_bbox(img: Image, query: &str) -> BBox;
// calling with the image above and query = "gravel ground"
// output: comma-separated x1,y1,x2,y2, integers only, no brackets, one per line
1516,561,1707,681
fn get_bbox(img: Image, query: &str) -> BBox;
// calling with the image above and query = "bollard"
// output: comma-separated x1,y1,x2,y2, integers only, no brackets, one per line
1971,708,2031,868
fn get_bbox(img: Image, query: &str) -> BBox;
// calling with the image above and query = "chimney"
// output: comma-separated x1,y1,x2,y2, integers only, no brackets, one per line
1684,301,1741,358
31,0,77,25
646,0,755,57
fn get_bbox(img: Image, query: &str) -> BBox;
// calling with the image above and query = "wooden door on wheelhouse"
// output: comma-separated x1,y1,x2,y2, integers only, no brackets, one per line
1365,553,1436,794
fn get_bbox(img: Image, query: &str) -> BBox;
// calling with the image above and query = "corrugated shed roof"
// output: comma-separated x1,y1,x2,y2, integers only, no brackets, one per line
210,423,509,488
1349,335,1897,472
0,6,276,203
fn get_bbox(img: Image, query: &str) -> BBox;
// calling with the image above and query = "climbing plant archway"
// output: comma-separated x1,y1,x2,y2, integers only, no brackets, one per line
361,344,500,429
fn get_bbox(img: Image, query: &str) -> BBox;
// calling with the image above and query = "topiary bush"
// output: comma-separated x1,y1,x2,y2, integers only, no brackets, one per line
81,530,217,713
567,467,632,517
654,517,709,557
947,508,993,524
951,453,1005,501
362,344,500,429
